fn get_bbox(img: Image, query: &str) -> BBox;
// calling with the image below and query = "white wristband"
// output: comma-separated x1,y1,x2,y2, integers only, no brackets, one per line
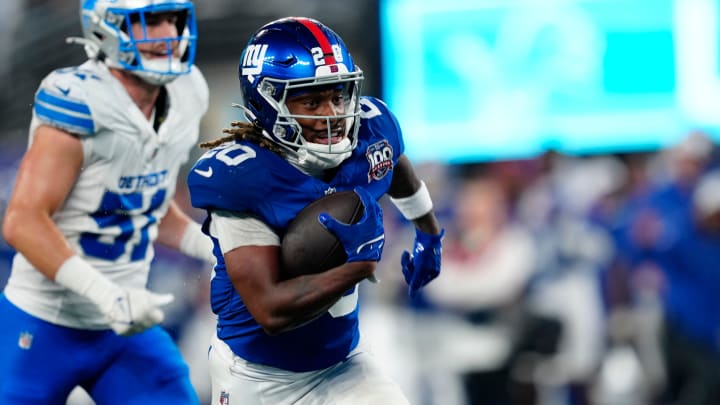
55,255,121,309
179,222,215,263
389,180,434,220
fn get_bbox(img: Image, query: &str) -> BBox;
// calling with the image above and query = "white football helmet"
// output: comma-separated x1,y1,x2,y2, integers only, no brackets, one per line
73,0,197,85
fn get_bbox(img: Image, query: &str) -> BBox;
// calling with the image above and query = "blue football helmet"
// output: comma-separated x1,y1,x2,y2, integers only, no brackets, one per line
238,17,364,171
73,0,197,85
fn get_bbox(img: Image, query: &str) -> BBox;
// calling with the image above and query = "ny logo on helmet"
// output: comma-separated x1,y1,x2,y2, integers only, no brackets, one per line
242,44,269,76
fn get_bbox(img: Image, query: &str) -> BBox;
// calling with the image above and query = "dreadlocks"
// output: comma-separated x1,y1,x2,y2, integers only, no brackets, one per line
199,121,285,156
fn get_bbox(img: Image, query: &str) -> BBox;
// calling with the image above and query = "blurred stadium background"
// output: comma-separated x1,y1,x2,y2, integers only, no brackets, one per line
3,1,720,404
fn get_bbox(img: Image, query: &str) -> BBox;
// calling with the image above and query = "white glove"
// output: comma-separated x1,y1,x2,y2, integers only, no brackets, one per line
100,288,174,336
56,256,174,336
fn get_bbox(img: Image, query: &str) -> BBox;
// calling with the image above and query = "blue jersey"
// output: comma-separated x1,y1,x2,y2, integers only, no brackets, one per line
188,97,403,371
650,212,720,352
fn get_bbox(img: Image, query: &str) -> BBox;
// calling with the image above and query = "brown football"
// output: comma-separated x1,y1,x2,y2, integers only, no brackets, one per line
280,191,364,279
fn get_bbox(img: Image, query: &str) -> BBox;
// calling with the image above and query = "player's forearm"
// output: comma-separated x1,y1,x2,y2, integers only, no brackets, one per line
157,200,191,249
388,156,441,236
2,209,76,280
258,262,374,334
412,211,442,236
158,201,214,262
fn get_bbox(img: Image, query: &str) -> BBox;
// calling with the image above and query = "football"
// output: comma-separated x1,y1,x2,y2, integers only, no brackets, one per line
280,191,365,279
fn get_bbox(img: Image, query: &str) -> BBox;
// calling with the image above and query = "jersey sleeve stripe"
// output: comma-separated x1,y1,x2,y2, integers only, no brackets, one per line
36,89,91,115
34,102,94,135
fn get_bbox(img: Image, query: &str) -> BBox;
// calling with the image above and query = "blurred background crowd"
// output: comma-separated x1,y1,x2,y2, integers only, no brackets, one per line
2,1,720,405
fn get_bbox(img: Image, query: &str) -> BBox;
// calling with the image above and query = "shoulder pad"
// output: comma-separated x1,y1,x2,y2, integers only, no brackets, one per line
188,142,274,212
358,96,405,155
33,68,96,137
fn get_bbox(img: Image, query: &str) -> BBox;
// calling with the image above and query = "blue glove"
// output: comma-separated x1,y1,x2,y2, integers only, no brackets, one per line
402,228,445,298
318,187,385,263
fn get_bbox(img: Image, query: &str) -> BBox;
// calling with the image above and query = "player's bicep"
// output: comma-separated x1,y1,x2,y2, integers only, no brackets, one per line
9,125,83,215
388,154,422,199
212,212,280,290
224,243,284,332
223,244,280,287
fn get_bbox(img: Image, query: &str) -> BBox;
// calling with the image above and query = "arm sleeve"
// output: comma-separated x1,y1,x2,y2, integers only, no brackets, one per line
210,211,280,253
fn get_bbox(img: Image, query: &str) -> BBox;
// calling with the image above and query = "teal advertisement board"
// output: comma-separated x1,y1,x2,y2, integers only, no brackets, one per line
381,0,720,162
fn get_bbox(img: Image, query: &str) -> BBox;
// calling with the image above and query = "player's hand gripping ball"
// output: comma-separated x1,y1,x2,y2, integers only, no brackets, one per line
318,187,385,263
281,188,380,279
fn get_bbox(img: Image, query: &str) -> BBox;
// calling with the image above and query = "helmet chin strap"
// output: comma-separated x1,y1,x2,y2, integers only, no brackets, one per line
287,138,352,176
131,58,184,85
231,103,354,176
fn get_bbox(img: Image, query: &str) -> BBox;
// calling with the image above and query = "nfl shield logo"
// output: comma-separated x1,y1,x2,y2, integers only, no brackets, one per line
18,332,33,350
219,390,230,405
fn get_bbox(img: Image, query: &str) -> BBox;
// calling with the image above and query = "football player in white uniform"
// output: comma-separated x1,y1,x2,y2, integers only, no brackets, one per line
0,1,213,403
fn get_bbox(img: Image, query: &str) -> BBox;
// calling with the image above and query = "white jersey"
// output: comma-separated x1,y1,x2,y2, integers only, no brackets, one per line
4,60,208,329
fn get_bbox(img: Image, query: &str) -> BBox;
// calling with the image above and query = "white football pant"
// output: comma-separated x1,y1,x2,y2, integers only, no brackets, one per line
208,334,410,405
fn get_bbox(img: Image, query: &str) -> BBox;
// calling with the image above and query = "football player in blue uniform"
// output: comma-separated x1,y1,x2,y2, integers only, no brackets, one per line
0,0,213,403
188,17,444,404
